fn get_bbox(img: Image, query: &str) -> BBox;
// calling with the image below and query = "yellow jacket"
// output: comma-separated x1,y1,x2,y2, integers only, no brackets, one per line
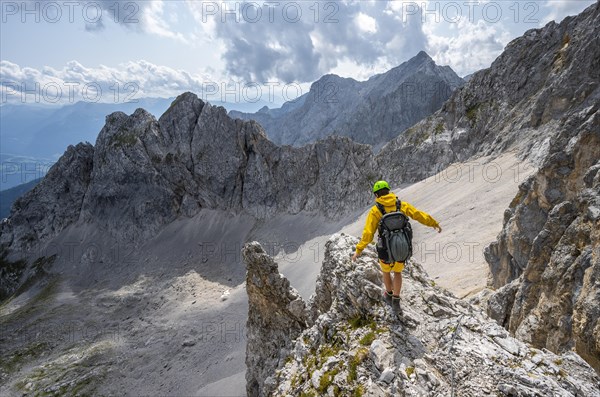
355,192,439,255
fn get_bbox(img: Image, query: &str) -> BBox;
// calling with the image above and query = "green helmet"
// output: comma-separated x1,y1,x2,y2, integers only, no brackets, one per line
372,180,390,193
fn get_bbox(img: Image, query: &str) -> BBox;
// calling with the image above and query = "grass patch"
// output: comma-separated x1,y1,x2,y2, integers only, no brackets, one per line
348,314,376,330
359,332,376,346
405,366,415,377
347,347,369,382
353,385,365,397
111,128,138,148
1,341,49,375
319,344,340,361
466,104,481,125
304,355,317,374
333,385,341,397
434,122,444,135
317,368,339,394
1,277,59,325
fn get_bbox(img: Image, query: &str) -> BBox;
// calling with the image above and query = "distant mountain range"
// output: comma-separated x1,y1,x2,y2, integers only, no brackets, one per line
1,98,173,159
0,98,174,191
230,51,464,150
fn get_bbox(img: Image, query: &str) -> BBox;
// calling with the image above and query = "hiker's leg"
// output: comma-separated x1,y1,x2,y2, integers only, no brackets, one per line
379,260,393,293
392,272,403,296
382,271,393,293
391,262,405,296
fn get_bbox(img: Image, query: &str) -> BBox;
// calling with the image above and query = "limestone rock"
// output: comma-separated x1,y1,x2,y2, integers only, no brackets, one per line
243,242,310,397
486,109,600,370
244,234,600,396
483,5,600,367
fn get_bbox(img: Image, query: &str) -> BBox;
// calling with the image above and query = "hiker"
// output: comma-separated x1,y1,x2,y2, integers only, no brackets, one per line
351,181,442,308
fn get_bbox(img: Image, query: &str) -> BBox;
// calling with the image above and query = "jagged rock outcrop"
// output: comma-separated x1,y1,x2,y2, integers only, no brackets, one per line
231,51,464,149
244,234,600,396
479,3,600,372
0,143,94,253
243,242,311,397
377,2,600,185
1,93,377,253
484,96,600,370
0,92,380,299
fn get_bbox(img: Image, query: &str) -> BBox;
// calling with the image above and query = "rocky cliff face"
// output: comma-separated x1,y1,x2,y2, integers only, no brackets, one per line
0,143,94,253
0,92,379,298
243,242,311,397
230,51,464,149
377,2,600,185
477,2,600,373
243,234,600,396
484,81,600,371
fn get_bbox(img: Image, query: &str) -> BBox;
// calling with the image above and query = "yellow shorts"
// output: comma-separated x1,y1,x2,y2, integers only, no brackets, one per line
379,260,404,273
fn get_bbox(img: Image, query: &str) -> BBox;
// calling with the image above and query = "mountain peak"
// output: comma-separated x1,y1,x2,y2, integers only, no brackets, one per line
233,51,462,147
415,50,433,61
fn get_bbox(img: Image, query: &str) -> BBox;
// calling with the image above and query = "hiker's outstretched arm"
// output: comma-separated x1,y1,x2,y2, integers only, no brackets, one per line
355,207,379,255
401,202,440,229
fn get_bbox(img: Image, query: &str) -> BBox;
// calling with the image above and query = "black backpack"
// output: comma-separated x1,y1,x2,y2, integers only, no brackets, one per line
375,199,413,263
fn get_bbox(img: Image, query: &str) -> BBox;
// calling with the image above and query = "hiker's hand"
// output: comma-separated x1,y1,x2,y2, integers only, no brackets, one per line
352,252,359,262
434,225,442,233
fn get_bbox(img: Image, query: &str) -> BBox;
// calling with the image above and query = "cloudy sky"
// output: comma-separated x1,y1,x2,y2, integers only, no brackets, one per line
0,0,595,107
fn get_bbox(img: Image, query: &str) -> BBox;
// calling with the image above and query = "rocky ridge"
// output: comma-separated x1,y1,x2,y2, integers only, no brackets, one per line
377,2,600,184
243,234,600,396
483,66,600,371
0,92,380,297
230,51,464,149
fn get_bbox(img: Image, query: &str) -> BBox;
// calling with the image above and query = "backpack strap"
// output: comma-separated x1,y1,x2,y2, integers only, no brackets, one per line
375,202,386,215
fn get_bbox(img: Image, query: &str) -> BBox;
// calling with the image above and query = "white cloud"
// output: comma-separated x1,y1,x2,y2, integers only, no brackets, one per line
424,16,512,76
355,12,378,34
141,1,188,43
185,1,428,83
25,1,193,42
0,60,216,105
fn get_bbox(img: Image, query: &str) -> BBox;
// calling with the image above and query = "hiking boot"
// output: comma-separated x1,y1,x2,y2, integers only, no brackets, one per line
392,296,403,315
382,290,393,304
